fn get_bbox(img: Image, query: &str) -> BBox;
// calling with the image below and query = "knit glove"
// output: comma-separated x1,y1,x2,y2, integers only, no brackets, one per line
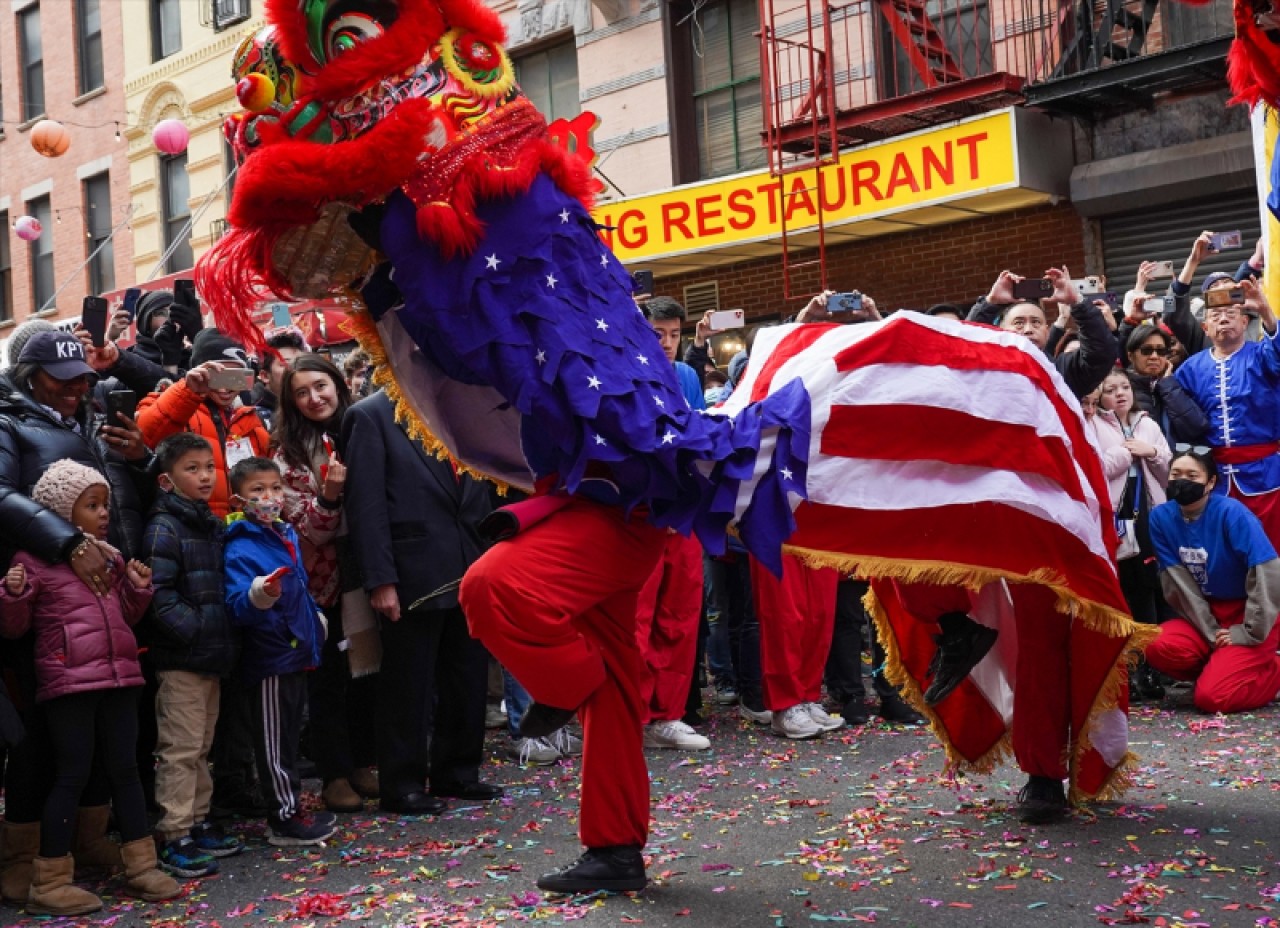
169,299,205,342
152,319,188,367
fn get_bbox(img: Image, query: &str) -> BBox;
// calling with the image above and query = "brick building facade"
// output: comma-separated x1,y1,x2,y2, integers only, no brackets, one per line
0,0,132,346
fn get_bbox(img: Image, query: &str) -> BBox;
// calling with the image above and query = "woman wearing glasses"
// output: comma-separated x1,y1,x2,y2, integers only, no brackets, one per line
1145,448,1280,714
1121,326,1208,447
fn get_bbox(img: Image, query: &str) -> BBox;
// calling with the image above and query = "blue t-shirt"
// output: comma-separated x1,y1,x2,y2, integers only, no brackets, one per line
1149,494,1277,599
675,361,707,412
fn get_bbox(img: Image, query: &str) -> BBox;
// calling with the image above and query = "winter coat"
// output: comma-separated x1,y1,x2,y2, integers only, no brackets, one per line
142,490,237,676
277,450,343,608
0,551,151,702
0,376,153,566
1094,409,1171,558
967,298,1117,398
136,380,271,518
1124,369,1210,446
223,515,324,684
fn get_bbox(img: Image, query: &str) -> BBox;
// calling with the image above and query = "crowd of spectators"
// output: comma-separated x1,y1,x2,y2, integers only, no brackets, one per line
0,227,1276,910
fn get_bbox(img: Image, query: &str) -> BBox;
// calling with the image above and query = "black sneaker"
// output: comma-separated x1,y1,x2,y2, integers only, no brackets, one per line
190,820,245,858
268,813,337,847
1015,776,1067,824
158,836,218,878
923,613,998,705
878,690,925,725
518,702,578,740
840,697,871,725
536,845,647,894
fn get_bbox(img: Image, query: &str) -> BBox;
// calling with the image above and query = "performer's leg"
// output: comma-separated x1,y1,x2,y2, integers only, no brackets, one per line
1144,619,1212,682
797,567,838,704
751,555,807,713
1229,485,1280,552
1192,621,1280,714
1009,586,1071,781
635,533,702,725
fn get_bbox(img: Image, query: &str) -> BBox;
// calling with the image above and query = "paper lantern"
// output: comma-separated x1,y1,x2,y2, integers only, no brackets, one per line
14,216,43,242
153,119,190,155
30,119,71,158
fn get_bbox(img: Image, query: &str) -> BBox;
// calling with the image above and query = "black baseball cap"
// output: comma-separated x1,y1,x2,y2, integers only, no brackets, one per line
17,330,97,381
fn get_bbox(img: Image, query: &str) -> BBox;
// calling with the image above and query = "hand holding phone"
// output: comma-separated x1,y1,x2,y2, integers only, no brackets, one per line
707,309,745,331
270,303,293,329
828,292,864,314
1148,260,1175,279
105,390,138,426
121,288,143,322
1012,278,1053,301
1208,231,1243,253
1205,287,1246,309
206,366,255,393
81,297,110,348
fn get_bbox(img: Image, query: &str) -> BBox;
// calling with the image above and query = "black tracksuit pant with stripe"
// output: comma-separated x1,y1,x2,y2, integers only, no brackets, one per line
250,672,308,823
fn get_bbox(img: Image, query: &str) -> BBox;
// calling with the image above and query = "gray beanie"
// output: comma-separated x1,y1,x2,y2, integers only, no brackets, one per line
6,318,57,367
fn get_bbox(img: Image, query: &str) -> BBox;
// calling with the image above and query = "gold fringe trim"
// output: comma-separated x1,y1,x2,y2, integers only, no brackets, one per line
342,297,514,495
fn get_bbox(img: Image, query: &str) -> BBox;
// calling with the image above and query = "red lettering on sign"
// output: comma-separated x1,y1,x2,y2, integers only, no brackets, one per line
921,141,954,190
885,152,920,197
727,189,756,230
784,175,817,222
618,209,648,249
819,168,847,212
695,195,725,237
850,161,883,205
755,181,782,224
662,202,693,243
956,132,987,180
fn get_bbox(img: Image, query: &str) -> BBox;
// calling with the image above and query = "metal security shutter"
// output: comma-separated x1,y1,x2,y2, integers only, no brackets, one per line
1101,191,1262,294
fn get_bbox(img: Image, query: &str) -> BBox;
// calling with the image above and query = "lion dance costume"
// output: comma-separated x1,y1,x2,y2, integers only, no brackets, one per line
200,0,1153,892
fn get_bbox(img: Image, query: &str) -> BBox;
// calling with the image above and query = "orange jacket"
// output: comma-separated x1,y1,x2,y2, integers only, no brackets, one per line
137,381,271,518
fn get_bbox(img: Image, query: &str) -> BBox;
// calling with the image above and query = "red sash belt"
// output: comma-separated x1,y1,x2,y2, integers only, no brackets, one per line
1212,441,1280,465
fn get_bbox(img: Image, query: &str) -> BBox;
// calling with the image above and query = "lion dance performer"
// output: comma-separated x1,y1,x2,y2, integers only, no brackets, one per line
199,0,1152,894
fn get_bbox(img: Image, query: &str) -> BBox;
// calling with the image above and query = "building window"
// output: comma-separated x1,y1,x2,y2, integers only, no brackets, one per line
83,173,115,295
211,0,252,31
689,0,765,179
152,0,182,61
76,0,104,95
18,5,45,122
0,213,12,323
877,0,991,99
26,196,54,312
160,154,194,274
514,40,580,124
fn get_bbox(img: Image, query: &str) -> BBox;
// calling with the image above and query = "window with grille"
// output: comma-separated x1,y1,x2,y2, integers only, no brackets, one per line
877,0,991,99
211,0,252,31
160,154,195,274
0,213,12,323
77,0,104,95
19,5,44,122
26,196,54,312
84,173,115,295
514,41,580,124
152,0,182,61
689,0,766,179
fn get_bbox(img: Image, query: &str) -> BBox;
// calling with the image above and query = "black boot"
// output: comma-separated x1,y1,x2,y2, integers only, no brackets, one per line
923,612,999,705
518,703,578,740
877,690,925,725
536,845,647,894
1015,776,1067,824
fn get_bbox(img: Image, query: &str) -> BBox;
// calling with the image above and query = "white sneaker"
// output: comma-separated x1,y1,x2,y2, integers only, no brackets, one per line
643,720,711,751
804,702,845,732
771,704,824,740
547,727,583,756
738,704,773,725
508,737,561,766
484,703,507,730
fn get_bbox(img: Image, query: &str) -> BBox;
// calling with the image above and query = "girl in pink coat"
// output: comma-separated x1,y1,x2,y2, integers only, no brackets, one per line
0,460,177,915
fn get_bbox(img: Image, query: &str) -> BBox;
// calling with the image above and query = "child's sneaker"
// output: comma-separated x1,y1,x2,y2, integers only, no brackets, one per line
268,813,337,847
190,821,245,858
158,836,219,878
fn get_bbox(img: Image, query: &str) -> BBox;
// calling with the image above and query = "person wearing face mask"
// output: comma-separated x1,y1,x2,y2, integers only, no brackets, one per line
1171,278,1280,546
1145,449,1280,713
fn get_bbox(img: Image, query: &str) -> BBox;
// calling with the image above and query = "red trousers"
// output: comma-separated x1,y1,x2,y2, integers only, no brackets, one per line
750,555,838,711
635,531,703,723
460,499,665,848
1228,484,1280,553
1145,601,1280,714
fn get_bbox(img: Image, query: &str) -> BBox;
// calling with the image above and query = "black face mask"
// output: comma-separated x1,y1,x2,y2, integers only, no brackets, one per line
1167,478,1208,506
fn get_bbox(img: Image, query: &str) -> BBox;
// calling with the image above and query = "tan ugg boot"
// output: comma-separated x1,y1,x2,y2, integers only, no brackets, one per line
322,778,363,812
0,820,40,904
119,838,180,902
349,767,380,800
72,806,123,876
25,855,102,916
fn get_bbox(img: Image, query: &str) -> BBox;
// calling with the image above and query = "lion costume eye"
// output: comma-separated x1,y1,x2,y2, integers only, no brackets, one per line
304,0,399,65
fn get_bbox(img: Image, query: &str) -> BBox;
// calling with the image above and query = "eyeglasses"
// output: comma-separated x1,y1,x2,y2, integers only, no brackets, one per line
1173,443,1212,456
1206,307,1244,319
1135,346,1169,356
1007,318,1047,329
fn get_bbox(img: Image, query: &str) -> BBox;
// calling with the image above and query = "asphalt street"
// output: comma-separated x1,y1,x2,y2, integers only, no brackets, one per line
2,694,1276,928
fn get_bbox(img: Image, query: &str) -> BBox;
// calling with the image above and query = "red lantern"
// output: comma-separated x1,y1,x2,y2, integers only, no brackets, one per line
14,216,43,242
30,119,71,158
153,119,190,155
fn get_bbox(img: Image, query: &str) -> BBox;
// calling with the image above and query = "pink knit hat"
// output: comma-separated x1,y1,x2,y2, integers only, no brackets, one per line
31,460,110,522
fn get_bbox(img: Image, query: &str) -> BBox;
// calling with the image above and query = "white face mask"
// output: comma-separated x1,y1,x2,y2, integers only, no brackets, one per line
239,496,283,523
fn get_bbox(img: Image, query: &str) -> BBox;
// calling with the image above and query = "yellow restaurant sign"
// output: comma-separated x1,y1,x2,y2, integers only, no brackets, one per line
594,109,1044,263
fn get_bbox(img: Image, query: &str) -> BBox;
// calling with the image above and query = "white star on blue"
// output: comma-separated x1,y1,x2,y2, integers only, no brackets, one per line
485,254,501,270
587,375,602,389
546,273,558,289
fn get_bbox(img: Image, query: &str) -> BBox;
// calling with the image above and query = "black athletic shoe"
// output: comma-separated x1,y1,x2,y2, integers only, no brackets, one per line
536,845,647,894
923,613,999,705
1016,776,1067,825
877,690,925,725
840,697,871,725
518,703,578,740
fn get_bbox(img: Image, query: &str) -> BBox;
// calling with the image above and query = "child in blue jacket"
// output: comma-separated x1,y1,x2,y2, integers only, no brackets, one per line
224,457,335,847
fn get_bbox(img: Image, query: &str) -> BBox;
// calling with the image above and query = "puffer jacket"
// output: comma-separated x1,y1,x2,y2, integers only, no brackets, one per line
137,380,271,518
0,376,153,566
224,515,323,685
0,551,151,702
143,490,237,676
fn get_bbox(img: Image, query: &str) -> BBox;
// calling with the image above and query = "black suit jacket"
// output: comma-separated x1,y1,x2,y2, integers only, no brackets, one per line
343,392,495,611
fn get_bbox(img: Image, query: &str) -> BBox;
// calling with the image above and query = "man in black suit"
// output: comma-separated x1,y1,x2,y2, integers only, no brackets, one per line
343,390,501,814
